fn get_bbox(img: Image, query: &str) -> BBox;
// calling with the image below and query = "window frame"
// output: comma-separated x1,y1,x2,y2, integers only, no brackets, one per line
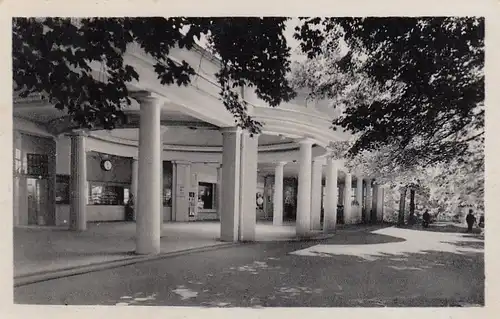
87,181,129,206
198,182,216,210
55,174,70,204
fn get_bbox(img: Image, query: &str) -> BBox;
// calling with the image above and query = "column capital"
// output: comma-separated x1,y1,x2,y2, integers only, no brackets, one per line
133,92,166,112
68,129,89,137
241,130,260,138
220,126,242,134
368,179,375,188
297,137,315,145
325,155,338,164
131,90,157,103
275,161,287,167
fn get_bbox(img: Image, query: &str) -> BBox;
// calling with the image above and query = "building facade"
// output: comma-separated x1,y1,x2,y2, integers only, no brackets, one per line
13,41,385,254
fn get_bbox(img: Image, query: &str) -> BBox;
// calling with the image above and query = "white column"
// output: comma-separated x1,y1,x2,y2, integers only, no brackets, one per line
220,127,242,242
273,161,286,226
216,165,222,219
324,157,338,232
310,158,323,230
296,139,314,236
130,158,138,220
136,96,162,255
372,183,379,223
238,132,258,241
356,176,363,223
365,179,373,223
171,162,177,220
69,131,87,231
377,186,384,222
344,173,352,224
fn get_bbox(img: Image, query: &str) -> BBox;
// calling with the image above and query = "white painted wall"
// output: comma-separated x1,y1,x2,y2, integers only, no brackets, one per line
56,204,172,224
192,163,218,184
56,135,71,175
14,116,331,225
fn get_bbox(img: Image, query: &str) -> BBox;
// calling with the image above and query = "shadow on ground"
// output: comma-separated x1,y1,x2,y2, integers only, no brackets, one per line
13,224,484,307
398,223,483,234
194,248,485,308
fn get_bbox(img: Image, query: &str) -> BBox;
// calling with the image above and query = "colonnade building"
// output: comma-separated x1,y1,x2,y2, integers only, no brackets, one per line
13,42,385,254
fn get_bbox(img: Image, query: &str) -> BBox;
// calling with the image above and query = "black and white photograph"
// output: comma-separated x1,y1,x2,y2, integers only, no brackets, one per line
3,0,497,316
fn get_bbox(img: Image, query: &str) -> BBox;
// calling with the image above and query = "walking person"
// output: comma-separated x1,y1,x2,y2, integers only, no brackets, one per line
125,194,135,221
479,214,484,228
422,210,431,228
466,209,476,233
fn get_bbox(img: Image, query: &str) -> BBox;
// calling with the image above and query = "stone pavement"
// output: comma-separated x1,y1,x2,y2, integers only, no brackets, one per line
291,226,484,260
14,224,484,307
14,220,330,279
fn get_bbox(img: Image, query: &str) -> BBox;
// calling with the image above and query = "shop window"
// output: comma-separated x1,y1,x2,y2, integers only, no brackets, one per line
256,192,264,210
88,183,125,205
123,188,130,205
198,182,215,209
26,153,49,177
163,161,173,207
55,175,70,204
163,188,172,207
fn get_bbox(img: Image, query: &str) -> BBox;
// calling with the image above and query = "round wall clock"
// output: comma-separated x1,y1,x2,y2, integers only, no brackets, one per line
101,159,113,171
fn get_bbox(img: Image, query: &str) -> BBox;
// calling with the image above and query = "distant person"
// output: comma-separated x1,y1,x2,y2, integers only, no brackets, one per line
479,214,484,228
408,212,417,226
422,210,430,228
466,209,476,232
256,193,264,210
125,194,135,221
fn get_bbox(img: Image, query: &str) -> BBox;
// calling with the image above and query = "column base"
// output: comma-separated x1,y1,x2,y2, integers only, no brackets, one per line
296,225,311,238
135,241,161,255
69,225,87,232
134,250,160,255
322,228,336,234
273,220,283,226
219,236,239,243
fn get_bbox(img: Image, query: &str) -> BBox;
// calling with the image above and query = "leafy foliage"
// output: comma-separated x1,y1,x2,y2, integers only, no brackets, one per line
290,30,406,124
294,17,484,166
13,17,296,132
346,140,484,219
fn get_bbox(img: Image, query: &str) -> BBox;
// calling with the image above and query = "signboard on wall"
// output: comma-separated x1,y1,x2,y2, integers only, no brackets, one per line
178,185,186,198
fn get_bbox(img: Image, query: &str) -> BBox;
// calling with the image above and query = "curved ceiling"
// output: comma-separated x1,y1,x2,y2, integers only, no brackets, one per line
94,127,295,147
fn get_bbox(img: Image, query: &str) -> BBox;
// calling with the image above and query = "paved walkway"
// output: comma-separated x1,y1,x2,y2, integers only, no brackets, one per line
14,224,484,307
291,226,484,260
14,221,325,278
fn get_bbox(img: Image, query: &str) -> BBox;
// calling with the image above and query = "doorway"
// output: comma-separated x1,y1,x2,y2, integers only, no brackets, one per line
26,177,49,225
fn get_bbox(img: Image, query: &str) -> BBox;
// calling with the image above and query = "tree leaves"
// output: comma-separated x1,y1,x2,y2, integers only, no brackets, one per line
13,17,296,132
294,17,484,167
